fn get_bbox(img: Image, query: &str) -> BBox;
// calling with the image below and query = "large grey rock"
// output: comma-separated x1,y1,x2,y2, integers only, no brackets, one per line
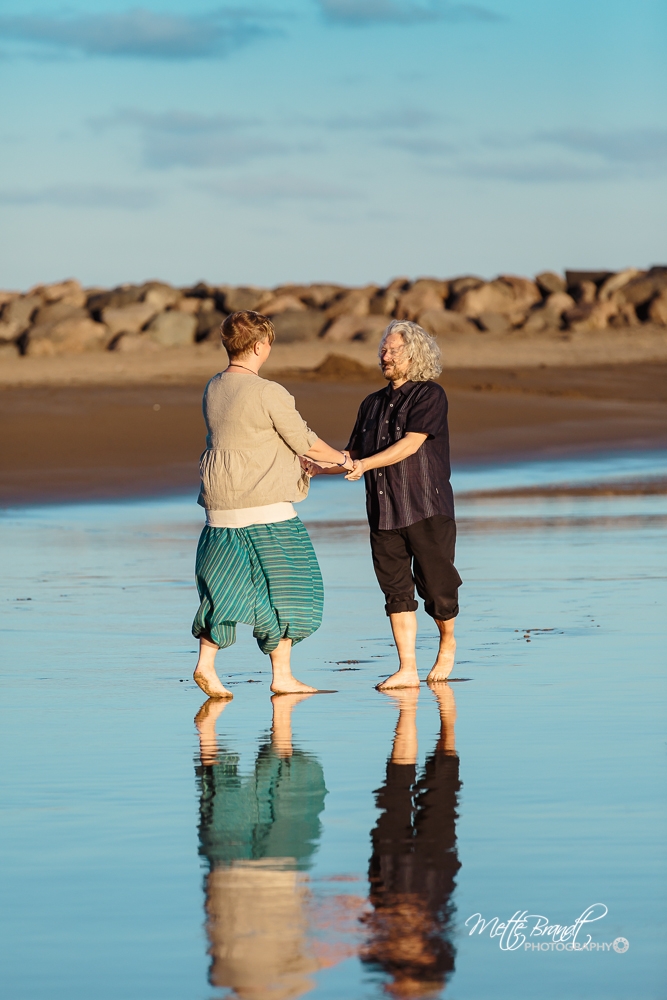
272,310,328,343
87,285,144,314
369,278,411,316
33,279,86,307
565,270,614,292
3,295,41,332
477,311,512,335
259,294,307,315
33,302,88,326
196,309,227,343
321,315,388,343
299,284,345,309
102,302,159,336
145,311,197,347
325,287,377,320
451,275,541,320
109,332,160,352
0,320,20,343
448,276,484,297
395,280,448,321
414,309,478,337
222,286,266,313
142,282,181,310
535,271,566,295
648,291,667,325
25,318,110,355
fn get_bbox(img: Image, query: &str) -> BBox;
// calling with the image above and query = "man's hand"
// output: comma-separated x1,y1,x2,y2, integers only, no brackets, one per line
345,459,365,481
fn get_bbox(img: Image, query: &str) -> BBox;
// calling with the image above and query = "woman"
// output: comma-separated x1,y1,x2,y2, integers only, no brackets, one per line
192,310,354,698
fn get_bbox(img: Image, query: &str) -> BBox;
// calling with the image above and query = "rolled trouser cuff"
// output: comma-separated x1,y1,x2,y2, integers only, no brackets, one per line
384,596,419,616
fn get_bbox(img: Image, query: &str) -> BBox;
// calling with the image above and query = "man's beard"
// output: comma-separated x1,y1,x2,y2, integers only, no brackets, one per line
381,362,397,380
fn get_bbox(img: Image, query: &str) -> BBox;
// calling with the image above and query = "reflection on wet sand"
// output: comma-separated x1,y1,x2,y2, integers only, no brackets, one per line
362,685,461,999
195,694,326,1000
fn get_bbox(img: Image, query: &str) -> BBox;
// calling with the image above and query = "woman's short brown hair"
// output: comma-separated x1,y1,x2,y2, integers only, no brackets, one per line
221,311,275,358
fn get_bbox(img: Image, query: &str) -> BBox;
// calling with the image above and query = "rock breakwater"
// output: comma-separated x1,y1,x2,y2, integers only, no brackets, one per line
1,268,666,359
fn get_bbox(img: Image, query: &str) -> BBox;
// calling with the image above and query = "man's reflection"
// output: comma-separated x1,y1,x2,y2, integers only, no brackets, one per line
195,693,327,1000
361,684,461,999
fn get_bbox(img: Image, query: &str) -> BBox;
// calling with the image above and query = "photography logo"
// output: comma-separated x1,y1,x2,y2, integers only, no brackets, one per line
464,904,630,953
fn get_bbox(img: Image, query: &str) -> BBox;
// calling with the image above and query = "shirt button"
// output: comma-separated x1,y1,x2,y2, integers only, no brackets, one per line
378,472,382,476
389,403,393,407
379,491,384,495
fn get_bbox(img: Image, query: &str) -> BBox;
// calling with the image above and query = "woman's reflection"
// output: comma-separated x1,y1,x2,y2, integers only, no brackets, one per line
195,693,327,1000
361,683,462,999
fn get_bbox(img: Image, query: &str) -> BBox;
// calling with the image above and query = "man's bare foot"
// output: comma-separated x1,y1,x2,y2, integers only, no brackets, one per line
376,667,421,691
426,630,456,683
270,676,318,695
193,665,233,699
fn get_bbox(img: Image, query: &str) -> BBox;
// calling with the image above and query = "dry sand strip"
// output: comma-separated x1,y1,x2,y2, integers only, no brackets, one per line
1,363,667,506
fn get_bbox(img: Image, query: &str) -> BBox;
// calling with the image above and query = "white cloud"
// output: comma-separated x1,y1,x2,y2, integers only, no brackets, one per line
316,0,504,25
0,184,159,209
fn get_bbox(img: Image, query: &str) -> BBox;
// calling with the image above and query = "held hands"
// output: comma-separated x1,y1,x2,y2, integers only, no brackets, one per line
345,459,365,481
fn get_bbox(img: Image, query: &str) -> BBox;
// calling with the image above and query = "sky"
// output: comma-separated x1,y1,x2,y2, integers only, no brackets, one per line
0,0,666,289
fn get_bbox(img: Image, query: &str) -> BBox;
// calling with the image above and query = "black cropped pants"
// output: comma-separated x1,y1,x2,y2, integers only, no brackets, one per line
370,515,462,621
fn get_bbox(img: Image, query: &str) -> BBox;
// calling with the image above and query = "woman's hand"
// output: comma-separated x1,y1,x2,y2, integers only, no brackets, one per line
345,459,365,481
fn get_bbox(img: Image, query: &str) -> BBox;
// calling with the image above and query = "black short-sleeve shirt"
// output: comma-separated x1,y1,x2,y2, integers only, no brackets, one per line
346,380,455,531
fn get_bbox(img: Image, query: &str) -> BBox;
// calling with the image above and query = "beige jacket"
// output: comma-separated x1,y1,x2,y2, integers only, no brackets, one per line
197,372,318,510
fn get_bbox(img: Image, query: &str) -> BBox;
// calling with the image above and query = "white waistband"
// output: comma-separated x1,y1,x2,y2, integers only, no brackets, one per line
205,502,297,529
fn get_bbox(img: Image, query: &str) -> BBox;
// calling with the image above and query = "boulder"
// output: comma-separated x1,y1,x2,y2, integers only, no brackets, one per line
0,320,20,343
87,285,145,314
415,309,478,338
543,292,576,316
570,279,598,305
298,284,345,309
102,302,159,336
0,291,20,308
25,318,110,356
325,287,377,320
109,332,160,352
565,270,614,293
521,310,561,335
196,309,227,343
369,278,411,316
476,311,512,335
448,276,484,298
535,271,566,295
0,342,19,359
33,302,88,326
395,280,447,321
32,279,86,307
321,315,388,343
144,311,197,347
616,270,667,307
259,294,307,316
3,295,41,331
142,283,181,311
648,291,667,325
563,300,618,332
222,286,266,313
174,297,201,315
451,275,541,320
609,303,640,327
272,310,328,343
598,268,642,301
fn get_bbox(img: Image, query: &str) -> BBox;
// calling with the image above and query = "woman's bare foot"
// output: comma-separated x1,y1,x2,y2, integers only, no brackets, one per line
193,635,233,699
376,666,421,691
269,637,318,694
426,619,456,683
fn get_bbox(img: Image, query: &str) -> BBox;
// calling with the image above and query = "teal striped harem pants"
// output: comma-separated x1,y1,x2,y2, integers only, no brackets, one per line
192,517,324,654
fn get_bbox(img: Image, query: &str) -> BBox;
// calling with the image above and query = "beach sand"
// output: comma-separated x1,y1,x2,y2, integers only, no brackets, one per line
1,359,666,505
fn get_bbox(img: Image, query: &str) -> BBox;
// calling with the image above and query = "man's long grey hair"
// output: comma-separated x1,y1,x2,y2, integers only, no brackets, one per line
380,319,442,382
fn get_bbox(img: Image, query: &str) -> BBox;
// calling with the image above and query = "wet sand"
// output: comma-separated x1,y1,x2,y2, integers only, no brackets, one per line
1,363,667,505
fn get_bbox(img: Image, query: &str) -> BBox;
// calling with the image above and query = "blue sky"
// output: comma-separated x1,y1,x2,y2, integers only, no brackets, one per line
1,0,665,289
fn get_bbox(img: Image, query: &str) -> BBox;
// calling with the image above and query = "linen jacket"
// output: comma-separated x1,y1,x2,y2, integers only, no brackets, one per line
197,373,318,510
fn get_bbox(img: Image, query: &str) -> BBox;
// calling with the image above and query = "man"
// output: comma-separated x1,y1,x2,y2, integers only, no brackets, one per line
345,319,462,690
